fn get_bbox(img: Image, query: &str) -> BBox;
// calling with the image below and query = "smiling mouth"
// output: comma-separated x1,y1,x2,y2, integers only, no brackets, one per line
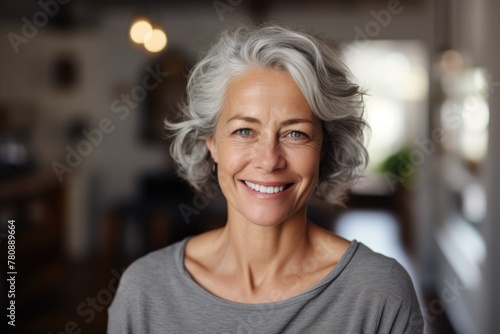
243,181,292,194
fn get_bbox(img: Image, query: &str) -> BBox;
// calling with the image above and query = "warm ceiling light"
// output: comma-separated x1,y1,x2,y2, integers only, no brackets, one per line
130,19,153,44
144,28,167,53
441,49,464,73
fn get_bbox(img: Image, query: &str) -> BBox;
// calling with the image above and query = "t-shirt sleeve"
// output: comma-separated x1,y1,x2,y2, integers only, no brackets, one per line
377,260,425,334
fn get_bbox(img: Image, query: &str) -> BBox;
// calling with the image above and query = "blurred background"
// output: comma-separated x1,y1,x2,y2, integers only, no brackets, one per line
0,0,499,333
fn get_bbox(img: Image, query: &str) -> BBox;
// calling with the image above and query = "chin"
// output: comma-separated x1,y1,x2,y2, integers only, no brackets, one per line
238,207,297,227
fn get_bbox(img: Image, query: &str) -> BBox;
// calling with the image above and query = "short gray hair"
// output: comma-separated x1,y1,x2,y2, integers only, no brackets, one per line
165,24,368,204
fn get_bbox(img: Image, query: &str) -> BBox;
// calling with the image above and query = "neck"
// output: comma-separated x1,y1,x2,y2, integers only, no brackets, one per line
217,206,313,289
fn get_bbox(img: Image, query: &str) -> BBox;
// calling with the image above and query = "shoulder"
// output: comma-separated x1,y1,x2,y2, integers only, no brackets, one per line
107,239,189,333
343,243,419,300
348,243,409,282
342,243,424,333
115,238,187,294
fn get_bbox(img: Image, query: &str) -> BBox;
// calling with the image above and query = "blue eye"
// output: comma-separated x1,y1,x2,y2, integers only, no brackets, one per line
288,131,307,139
235,128,252,136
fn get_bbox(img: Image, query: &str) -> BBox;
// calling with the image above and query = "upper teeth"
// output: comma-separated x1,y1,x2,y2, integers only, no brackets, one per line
244,181,285,194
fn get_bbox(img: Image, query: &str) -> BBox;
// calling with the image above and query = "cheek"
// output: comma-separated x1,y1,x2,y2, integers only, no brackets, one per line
218,142,251,166
288,148,321,176
216,145,249,186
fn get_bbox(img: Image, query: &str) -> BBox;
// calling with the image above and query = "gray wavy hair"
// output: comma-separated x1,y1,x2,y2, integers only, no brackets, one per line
165,24,368,204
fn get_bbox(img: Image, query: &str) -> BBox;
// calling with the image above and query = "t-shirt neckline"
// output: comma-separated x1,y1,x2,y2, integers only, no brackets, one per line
176,237,359,309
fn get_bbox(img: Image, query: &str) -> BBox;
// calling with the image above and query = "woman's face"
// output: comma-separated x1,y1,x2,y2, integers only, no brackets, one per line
206,68,323,226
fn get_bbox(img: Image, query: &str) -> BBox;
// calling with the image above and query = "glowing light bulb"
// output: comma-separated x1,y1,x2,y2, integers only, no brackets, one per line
441,49,464,73
130,19,152,44
144,28,167,53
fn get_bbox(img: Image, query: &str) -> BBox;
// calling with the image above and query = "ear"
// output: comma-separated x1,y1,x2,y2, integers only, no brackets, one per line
206,135,218,163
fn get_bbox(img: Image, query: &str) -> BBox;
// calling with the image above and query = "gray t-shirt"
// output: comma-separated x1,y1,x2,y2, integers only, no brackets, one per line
108,238,424,333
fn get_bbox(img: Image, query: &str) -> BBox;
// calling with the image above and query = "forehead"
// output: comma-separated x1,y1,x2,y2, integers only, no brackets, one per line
221,68,317,122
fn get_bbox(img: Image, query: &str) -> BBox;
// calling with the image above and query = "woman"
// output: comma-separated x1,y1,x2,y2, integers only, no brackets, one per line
108,24,424,333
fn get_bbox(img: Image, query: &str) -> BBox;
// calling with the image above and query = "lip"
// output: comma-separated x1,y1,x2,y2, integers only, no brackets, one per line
243,180,291,187
240,180,294,199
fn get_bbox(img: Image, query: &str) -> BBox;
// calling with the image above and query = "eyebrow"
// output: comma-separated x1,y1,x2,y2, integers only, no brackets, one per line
227,116,315,126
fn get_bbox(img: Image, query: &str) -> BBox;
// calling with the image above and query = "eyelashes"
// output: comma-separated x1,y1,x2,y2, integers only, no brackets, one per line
234,128,252,136
232,128,309,141
287,131,308,139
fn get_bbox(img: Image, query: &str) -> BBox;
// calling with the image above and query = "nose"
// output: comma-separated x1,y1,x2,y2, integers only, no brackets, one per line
252,135,286,172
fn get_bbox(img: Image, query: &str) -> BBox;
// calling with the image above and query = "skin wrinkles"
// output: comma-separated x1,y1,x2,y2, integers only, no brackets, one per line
184,68,350,304
209,68,323,227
